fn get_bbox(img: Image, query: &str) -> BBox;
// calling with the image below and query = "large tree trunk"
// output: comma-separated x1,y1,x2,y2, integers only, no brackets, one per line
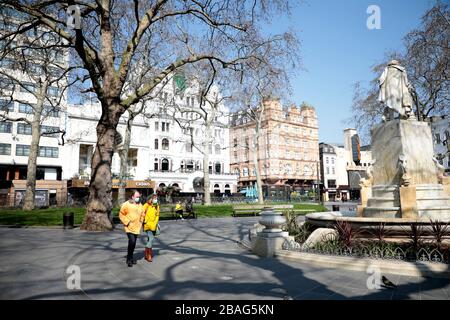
118,113,133,206
23,83,47,211
253,129,264,205
203,121,212,205
81,104,122,231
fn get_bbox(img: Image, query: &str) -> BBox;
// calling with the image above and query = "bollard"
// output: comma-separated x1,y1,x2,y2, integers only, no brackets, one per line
63,211,74,229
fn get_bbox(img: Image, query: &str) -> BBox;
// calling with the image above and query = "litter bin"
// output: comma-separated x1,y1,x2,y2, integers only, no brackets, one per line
63,211,74,229
332,205,339,212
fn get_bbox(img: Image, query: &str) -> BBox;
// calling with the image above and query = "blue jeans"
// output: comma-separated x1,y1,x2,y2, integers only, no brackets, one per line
146,230,156,248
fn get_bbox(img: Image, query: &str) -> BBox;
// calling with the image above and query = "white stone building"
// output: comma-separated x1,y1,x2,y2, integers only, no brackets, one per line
319,128,372,201
0,7,69,206
63,80,238,202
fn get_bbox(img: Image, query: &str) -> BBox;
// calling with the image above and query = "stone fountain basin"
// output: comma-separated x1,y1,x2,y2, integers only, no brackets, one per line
305,211,450,236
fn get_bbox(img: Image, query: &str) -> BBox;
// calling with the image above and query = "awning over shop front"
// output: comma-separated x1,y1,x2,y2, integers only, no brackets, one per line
69,179,155,189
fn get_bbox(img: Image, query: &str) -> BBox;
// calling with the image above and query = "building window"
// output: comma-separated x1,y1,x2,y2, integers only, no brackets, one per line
127,148,138,167
215,162,221,174
162,122,169,132
215,144,221,155
41,126,60,137
0,121,12,133
243,167,249,177
233,138,237,147
17,123,32,135
43,105,60,117
0,99,13,112
154,158,159,171
325,157,329,164
39,146,59,158
332,167,335,175
328,180,336,188
20,82,37,93
0,77,14,91
162,138,169,150
155,122,159,131
47,86,61,97
0,143,11,155
161,158,169,171
16,144,30,156
185,142,193,152
154,139,159,150
186,160,194,171
326,166,330,175
19,103,33,114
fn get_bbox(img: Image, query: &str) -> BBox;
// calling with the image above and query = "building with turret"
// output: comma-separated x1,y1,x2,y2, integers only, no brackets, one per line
229,98,320,196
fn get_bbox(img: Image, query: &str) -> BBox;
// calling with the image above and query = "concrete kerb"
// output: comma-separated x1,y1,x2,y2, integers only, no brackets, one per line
238,238,450,279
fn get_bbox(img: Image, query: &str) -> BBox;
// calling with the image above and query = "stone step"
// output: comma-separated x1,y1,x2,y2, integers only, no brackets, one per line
363,207,400,218
367,197,399,208
416,197,450,207
419,207,450,220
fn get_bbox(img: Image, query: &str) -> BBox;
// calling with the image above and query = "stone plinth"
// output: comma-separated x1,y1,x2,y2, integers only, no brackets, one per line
253,231,289,258
371,119,437,186
252,207,289,258
363,119,450,219
399,186,418,218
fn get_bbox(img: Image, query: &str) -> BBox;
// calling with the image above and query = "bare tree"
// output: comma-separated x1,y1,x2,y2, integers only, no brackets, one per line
2,0,300,230
350,3,449,141
0,13,73,210
172,67,229,205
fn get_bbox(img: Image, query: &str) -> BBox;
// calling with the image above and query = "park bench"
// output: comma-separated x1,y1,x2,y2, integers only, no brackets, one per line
159,205,176,220
232,204,293,217
159,205,197,220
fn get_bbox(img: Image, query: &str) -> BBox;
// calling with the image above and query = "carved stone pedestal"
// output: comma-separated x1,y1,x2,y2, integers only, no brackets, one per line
252,207,288,258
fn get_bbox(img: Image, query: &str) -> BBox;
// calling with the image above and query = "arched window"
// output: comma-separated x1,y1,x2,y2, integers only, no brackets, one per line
154,139,159,150
208,161,212,174
215,144,221,155
162,138,169,150
213,184,220,194
161,158,169,171
154,158,159,171
159,183,166,189
233,168,240,176
243,167,249,177
195,161,201,170
187,160,194,171
214,162,221,174
224,184,231,195
180,160,185,172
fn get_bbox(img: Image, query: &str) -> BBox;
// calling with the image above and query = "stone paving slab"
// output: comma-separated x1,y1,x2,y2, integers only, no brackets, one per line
0,217,449,300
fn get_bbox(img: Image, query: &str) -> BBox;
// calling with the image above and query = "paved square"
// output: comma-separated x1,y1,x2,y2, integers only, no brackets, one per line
0,217,449,300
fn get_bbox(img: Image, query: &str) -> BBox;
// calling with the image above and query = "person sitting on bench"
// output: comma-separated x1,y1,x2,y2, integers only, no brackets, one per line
175,201,184,220
185,199,194,218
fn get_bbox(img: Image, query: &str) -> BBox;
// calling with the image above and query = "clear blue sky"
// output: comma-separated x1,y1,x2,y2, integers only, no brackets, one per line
265,0,435,144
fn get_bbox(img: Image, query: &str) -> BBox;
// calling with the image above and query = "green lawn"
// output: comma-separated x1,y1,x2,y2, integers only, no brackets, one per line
0,202,327,226
0,207,86,226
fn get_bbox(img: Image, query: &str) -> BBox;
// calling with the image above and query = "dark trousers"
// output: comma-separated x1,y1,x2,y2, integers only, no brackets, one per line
126,233,138,261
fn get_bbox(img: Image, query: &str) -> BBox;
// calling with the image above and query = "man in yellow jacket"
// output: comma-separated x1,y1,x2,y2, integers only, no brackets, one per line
143,195,160,262
119,190,145,267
